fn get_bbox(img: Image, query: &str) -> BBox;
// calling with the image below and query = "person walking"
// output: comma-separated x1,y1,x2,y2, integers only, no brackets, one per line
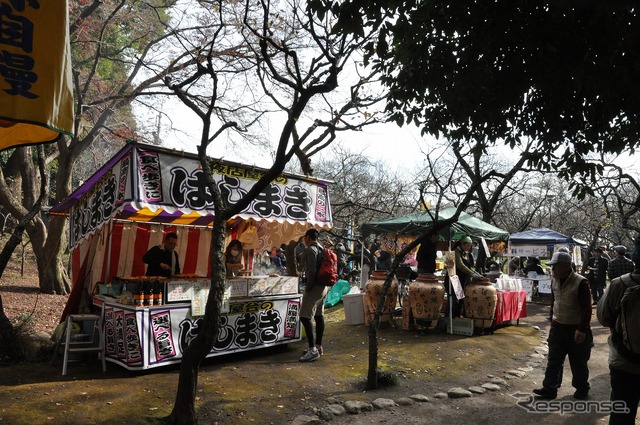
597,236,640,425
533,251,593,400
299,229,327,362
608,245,635,281
587,247,609,304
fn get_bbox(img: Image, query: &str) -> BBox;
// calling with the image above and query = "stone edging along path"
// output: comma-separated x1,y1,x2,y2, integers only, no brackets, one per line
291,325,549,425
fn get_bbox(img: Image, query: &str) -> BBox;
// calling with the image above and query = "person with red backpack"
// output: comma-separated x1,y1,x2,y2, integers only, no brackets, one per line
299,228,328,362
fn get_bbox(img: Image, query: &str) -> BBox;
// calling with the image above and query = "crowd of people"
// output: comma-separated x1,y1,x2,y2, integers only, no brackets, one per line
141,230,640,424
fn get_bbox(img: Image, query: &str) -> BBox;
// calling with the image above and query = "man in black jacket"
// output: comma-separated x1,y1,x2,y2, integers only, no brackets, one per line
587,247,609,304
143,232,180,277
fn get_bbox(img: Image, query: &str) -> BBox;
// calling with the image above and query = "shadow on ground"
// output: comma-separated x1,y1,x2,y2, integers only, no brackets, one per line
0,300,551,424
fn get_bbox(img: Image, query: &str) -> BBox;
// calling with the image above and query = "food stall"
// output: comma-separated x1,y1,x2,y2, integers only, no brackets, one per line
50,141,332,370
508,228,586,298
361,208,514,333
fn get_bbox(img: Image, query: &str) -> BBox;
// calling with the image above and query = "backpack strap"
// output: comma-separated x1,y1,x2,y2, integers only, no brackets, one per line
315,244,324,273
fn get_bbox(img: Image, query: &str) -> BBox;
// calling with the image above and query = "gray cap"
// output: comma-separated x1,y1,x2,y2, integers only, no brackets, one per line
547,251,572,265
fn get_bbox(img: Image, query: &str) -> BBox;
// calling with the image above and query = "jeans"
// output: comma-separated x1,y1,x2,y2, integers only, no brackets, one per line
542,325,593,392
609,367,640,425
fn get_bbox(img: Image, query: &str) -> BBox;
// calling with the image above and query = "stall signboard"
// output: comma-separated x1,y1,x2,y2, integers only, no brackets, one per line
248,275,299,296
59,143,333,251
0,0,74,151
537,278,552,294
509,244,549,257
103,295,301,370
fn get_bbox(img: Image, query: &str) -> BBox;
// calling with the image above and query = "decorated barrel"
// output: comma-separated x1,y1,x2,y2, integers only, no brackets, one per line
409,273,445,322
463,277,498,330
364,270,398,325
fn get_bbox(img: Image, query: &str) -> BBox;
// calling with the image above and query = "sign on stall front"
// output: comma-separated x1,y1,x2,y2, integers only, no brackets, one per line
103,295,301,370
510,245,549,257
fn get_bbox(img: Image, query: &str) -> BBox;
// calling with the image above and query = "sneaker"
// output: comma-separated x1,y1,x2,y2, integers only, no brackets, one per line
573,389,589,400
532,387,557,399
302,345,323,356
299,347,320,362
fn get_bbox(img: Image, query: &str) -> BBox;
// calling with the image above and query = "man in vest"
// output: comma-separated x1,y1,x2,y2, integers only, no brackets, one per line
533,251,593,400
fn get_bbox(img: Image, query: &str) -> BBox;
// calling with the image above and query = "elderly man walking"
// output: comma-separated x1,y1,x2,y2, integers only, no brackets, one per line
533,251,593,400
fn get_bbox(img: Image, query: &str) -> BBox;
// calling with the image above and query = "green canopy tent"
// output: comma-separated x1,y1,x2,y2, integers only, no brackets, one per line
361,207,509,334
361,207,509,242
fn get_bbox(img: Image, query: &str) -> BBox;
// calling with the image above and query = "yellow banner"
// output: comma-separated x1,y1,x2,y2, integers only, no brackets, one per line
0,0,74,151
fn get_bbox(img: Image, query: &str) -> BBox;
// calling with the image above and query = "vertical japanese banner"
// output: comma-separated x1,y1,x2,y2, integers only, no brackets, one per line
0,0,74,150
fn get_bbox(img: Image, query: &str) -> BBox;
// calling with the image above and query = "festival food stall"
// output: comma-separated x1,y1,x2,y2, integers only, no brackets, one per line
508,228,586,298
361,208,515,334
50,141,332,370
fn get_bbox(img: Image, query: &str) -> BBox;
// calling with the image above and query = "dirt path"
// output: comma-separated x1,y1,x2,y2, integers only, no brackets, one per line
326,303,620,425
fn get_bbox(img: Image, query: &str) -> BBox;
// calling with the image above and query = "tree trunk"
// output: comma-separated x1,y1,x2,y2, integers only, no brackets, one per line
0,294,17,361
366,320,379,390
168,224,227,424
0,195,44,361
26,215,69,295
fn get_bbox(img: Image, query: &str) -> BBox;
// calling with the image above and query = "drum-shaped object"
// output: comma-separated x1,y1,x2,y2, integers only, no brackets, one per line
463,277,497,330
409,273,445,321
364,270,398,325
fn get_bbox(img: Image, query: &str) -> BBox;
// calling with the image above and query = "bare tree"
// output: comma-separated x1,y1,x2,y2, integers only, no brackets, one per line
0,0,211,294
156,1,382,422
314,144,415,244
0,146,47,360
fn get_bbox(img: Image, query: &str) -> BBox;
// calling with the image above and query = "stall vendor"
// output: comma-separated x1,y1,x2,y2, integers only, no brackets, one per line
455,235,482,286
224,239,245,278
143,232,180,277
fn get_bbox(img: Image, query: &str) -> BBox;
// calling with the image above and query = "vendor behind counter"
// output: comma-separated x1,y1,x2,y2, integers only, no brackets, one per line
142,232,180,277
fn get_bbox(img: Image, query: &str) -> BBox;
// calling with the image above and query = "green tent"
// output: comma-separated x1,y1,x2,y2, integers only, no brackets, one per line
361,207,509,241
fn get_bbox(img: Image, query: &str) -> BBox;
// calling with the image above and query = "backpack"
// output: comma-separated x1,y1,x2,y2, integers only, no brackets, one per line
316,246,338,286
612,273,640,363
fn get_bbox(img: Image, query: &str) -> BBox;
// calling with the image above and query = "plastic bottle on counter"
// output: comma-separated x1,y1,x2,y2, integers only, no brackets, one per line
134,288,144,307
153,281,163,305
143,282,153,306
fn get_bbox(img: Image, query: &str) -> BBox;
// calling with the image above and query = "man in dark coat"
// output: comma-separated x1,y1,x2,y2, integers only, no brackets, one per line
143,232,180,277
586,247,608,304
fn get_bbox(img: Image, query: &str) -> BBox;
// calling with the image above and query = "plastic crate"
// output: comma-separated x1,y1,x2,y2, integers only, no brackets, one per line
447,317,474,336
343,292,365,325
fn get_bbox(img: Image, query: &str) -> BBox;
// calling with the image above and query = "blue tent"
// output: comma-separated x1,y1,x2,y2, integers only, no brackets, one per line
509,228,585,246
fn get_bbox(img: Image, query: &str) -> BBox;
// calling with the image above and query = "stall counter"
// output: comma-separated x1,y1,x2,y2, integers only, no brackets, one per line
94,276,302,371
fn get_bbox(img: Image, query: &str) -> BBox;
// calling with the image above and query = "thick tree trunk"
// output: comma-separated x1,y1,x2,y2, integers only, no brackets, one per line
26,215,69,295
0,193,44,360
0,145,70,295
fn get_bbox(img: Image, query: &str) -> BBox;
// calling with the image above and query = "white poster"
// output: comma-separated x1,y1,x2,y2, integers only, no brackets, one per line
450,275,465,300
